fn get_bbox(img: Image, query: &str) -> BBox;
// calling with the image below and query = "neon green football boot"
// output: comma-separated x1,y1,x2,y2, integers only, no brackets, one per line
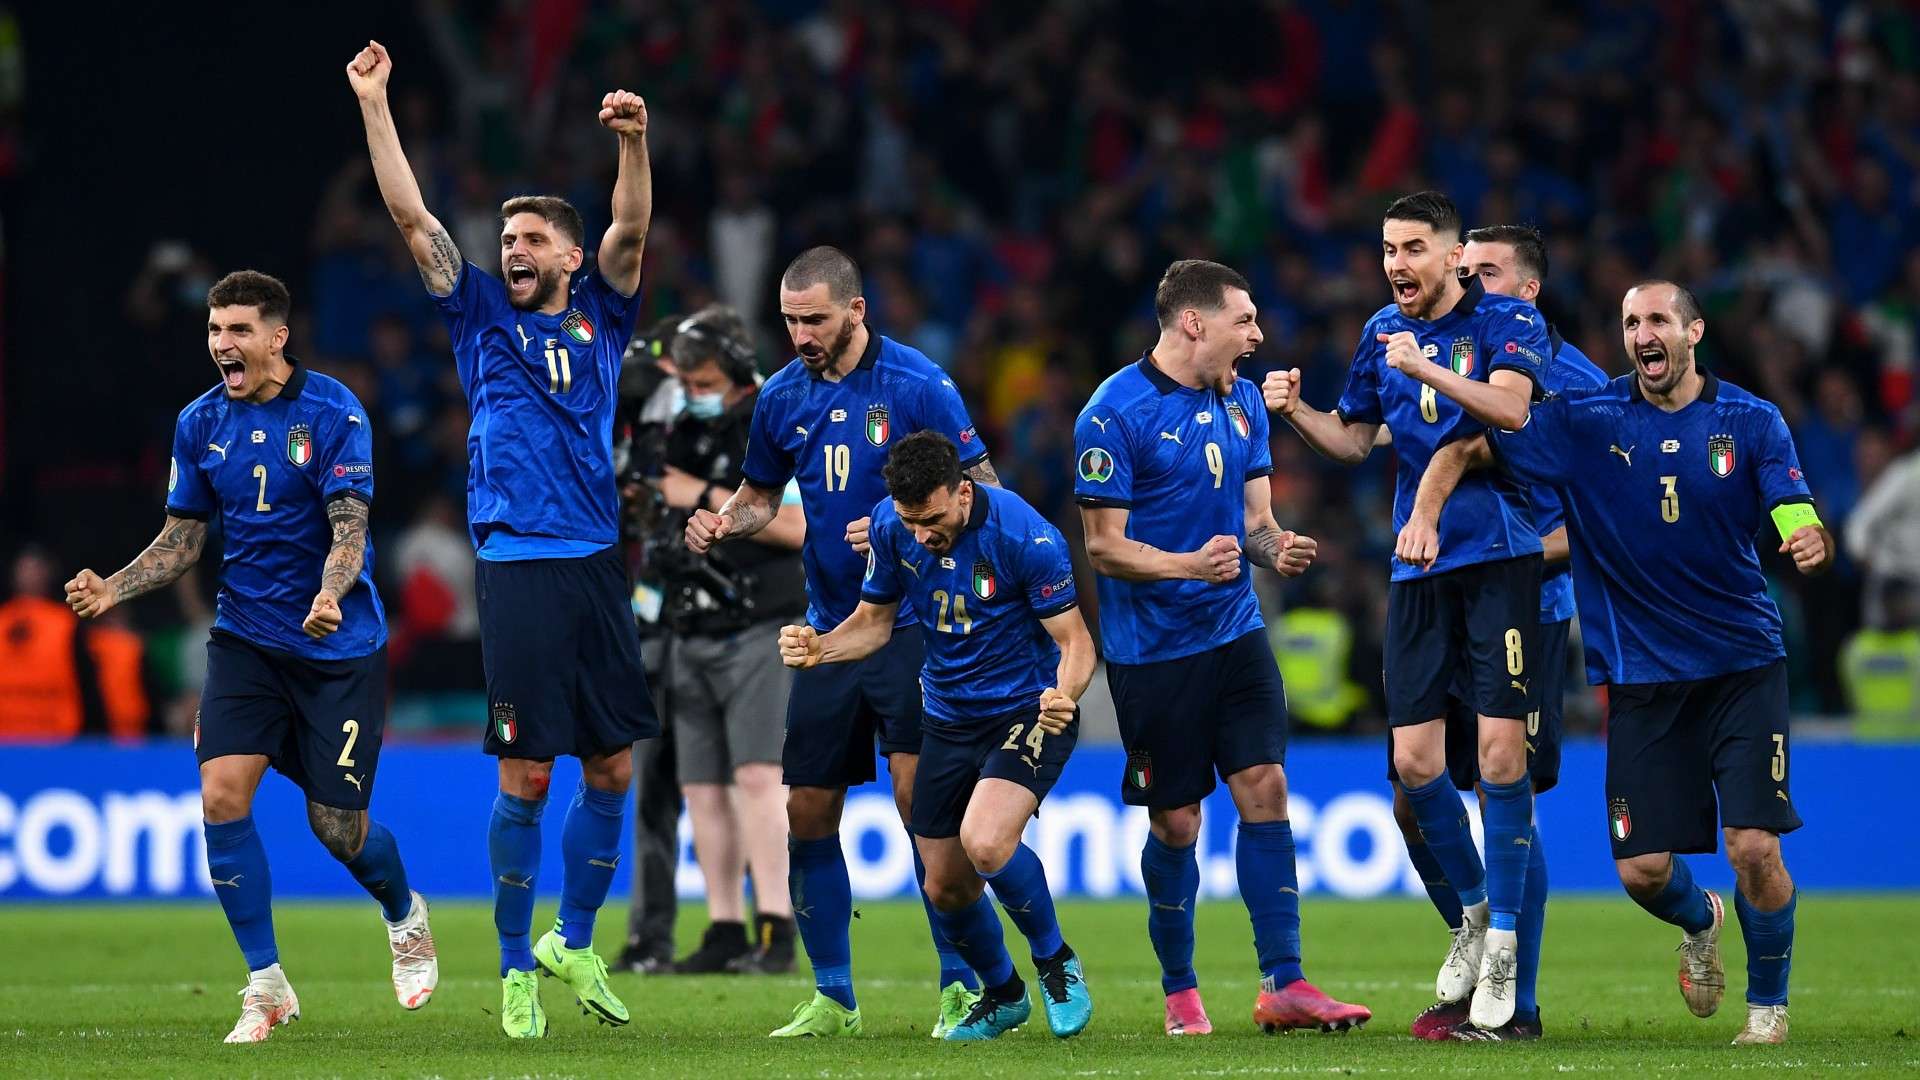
500,968,547,1039
931,981,983,1039
533,929,630,1027
769,992,863,1037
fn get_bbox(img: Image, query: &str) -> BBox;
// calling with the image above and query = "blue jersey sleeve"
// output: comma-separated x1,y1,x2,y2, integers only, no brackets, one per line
1244,386,1274,479
430,261,500,339
165,410,215,520
1486,308,1553,392
859,516,905,606
574,268,644,347
1018,520,1078,619
1335,332,1384,424
1754,407,1815,511
1074,409,1135,507
315,402,376,507
741,389,796,490
1489,395,1574,487
916,375,988,468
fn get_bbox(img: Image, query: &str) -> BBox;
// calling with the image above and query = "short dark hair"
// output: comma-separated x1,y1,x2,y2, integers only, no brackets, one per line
206,270,291,323
501,195,586,249
1153,259,1252,328
1465,223,1549,282
670,304,757,380
1629,279,1704,323
781,246,863,302
1383,190,1463,241
883,431,962,506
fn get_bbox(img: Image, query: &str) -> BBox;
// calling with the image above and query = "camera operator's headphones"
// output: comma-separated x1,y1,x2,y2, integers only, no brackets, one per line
675,315,759,386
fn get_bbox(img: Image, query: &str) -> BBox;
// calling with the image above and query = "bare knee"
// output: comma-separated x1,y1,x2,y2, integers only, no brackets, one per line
733,762,783,798
500,758,555,801
787,786,844,841
1615,853,1673,902
308,802,368,862
1150,804,1202,848
1725,828,1789,898
1227,763,1289,822
1393,734,1444,789
200,781,253,825
960,822,1018,877
582,748,632,793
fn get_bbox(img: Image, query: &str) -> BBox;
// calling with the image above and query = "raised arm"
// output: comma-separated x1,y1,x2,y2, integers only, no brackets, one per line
778,601,900,669
1080,505,1240,583
347,41,461,296
595,91,651,297
65,515,208,618
1394,434,1494,571
1263,368,1380,465
303,497,369,638
1242,476,1317,577
964,456,1001,487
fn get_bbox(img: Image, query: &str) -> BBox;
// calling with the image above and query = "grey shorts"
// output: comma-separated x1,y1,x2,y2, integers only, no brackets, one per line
668,618,792,785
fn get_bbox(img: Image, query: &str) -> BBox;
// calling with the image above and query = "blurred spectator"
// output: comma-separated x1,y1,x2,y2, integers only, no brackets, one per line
387,492,481,690
0,548,148,740
1847,446,1920,630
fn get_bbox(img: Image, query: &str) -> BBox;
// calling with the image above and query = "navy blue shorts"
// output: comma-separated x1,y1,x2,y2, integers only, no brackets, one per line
782,628,925,789
477,547,659,760
1387,617,1568,795
910,707,1080,839
1605,660,1801,859
1106,628,1288,809
1386,554,1542,726
196,630,388,810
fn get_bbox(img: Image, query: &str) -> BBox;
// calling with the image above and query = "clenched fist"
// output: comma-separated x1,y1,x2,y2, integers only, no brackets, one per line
845,516,872,556
1395,514,1440,572
599,90,648,137
346,40,392,100
1263,367,1302,417
686,508,734,554
1378,331,1426,375
1036,687,1076,735
303,591,343,639
778,624,821,669
1191,535,1243,583
1779,525,1832,576
65,569,115,619
1275,530,1318,577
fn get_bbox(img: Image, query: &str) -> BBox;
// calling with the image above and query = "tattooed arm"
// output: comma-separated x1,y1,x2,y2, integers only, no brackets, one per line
347,41,462,296
963,455,1001,488
1243,475,1317,577
687,481,782,552
66,515,209,617
304,497,369,639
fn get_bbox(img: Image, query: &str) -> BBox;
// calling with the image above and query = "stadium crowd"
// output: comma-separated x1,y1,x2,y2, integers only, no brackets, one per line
6,0,1920,740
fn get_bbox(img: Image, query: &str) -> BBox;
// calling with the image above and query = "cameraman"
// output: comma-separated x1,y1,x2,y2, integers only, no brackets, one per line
647,306,805,974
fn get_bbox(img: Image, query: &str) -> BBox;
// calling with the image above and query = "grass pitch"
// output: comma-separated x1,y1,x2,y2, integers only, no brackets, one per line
3,895,1916,1077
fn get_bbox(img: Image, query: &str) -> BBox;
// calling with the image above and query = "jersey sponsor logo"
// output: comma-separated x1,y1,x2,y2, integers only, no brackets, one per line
287,425,313,467
1040,575,1073,599
251,430,266,444
1609,444,1635,467
830,408,847,422
1450,338,1475,376
168,459,178,494
1195,411,1212,424
971,558,997,600
959,426,977,444
864,549,877,581
1226,402,1251,439
1421,343,1439,358
1708,434,1735,477
492,702,518,744
1661,439,1680,453
1078,447,1115,483
865,405,890,446
561,310,595,344
1609,797,1632,841
1126,749,1153,792
333,462,372,478
940,556,957,569
1788,466,1803,481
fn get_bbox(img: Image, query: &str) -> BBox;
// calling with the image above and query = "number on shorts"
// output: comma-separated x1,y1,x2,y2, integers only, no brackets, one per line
1526,709,1540,737
338,718,360,768
1204,441,1224,489
1001,722,1046,756
1770,733,1786,783
1001,722,1024,751
823,443,851,492
1420,383,1439,423
1025,723,1046,756
1660,475,1680,523
1504,627,1525,676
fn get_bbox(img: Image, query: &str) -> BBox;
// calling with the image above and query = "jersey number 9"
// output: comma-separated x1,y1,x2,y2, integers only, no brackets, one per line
1204,441,1223,489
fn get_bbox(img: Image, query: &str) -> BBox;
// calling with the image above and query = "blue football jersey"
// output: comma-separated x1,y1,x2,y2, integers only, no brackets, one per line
165,366,386,660
433,262,641,560
1490,370,1815,685
860,485,1076,730
1533,328,1610,624
1073,356,1271,665
742,333,987,631
1338,277,1547,580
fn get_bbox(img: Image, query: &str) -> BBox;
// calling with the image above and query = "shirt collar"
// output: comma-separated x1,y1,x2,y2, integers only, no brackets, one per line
807,329,883,380
964,482,990,533
1547,323,1564,357
281,362,309,401
1136,351,1182,395
1628,366,1719,404
1449,275,1486,320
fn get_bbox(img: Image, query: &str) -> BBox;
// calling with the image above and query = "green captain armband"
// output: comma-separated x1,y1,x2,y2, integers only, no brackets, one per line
1770,501,1822,541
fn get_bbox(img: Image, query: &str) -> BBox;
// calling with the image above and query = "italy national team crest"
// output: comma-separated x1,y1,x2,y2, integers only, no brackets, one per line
1450,337,1475,376
1708,434,1736,478
865,405,890,447
971,559,998,601
561,310,594,345
492,702,518,744
1078,447,1115,483
1126,749,1153,792
1226,402,1251,439
287,424,313,467
1609,797,1632,841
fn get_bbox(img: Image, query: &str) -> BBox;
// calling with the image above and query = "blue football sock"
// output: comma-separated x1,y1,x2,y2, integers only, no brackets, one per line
791,835,856,1010
1406,839,1464,929
204,816,278,971
928,892,1016,992
343,819,413,923
914,846,978,990
558,784,627,949
1480,777,1533,933
982,843,1064,962
1515,824,1548,1018
1404,774,1487,909
1141,833,1200,995
489,792,545,975
1237,821,1305,987
1635,855,1714,934
1735,889,1795,1006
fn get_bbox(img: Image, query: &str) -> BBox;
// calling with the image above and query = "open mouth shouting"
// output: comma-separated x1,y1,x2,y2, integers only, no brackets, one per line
1391,274,1421,306
507,259,538,294
1636,343,1670,383
216,356,247,393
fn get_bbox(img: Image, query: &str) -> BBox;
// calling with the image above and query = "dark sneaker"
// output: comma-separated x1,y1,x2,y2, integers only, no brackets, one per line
674,921,750,974
617,942,674,975
727,914,796,974
1410,999,1471,1040
1453,1010,1544,1041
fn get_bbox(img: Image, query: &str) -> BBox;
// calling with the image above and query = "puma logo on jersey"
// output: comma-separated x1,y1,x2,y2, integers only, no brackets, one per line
1088,415,1111,432
1775,790,1790,802
1159,431,1183,444
516,324,533,351
343,773,363,791
208,441,231,460
1033,536,1053,544
1609,444,1635,467
899,559,922,578
1511,678,1530,695
347,414,362,425
795,425,809,437
1514,312,1535,325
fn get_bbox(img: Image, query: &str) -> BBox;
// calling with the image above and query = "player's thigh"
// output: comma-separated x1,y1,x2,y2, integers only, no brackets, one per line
783,654,876,790
1704,661,1803,836
286,646,390,811
197,631,297,776
1526,618,1570,794
1462,554,1543,723
667,636,730,787
913,832,981,908
476,557,582,759
1385,574,1467,727
1210,628,1290,780
859,628,927,758
1605,680,1718,858
962,777,1043,872
909,726,987,841
569,548,663,757
1106,650,1220,809
714,619,792,772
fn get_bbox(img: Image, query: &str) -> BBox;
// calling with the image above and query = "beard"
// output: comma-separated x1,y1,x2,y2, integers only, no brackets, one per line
1636,343,1690,395
799,319,857,372
509,266,565,312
